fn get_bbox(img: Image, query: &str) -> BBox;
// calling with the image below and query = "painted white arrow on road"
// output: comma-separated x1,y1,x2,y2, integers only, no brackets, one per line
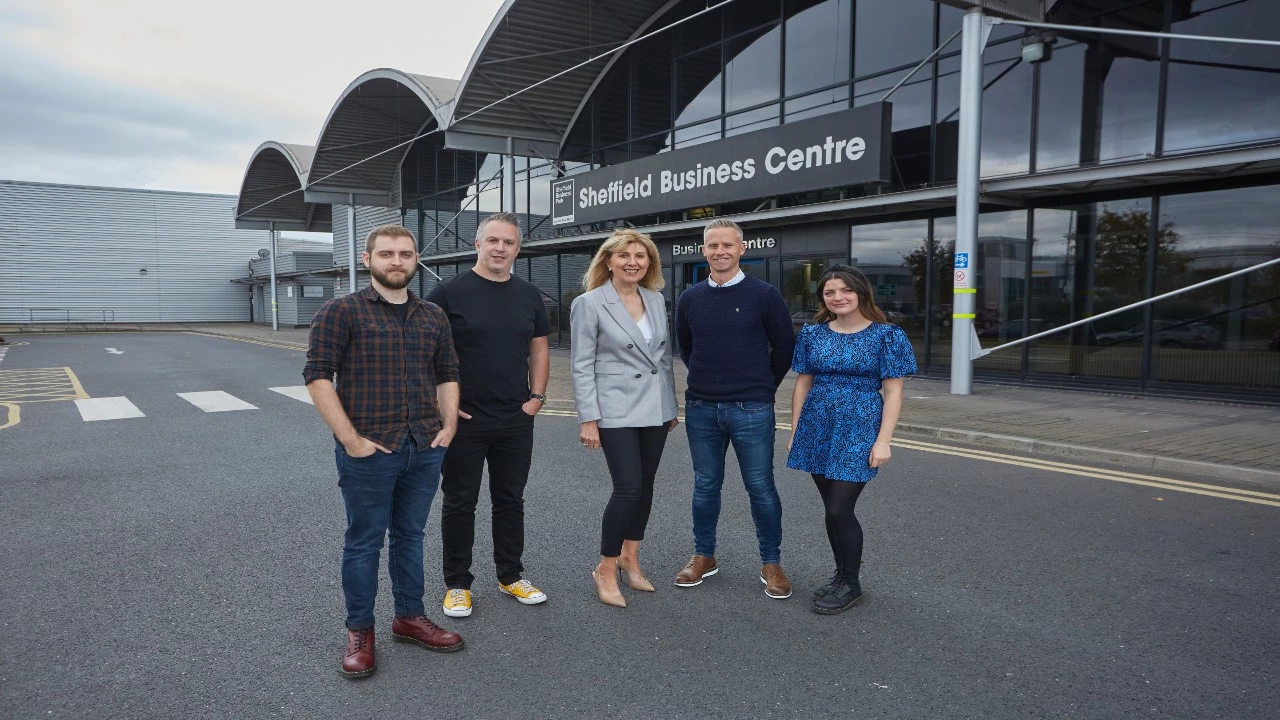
106,348,124,354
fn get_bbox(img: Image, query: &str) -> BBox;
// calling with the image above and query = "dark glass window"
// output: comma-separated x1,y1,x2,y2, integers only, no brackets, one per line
785,0,851,96
726,24,781,113
592,61,630,150
1151,185,1280,390
675,44,722,125
970,211,1029,376
855,0,933,78
853,219,929,368
1164,0,1280,153
631,33,674,143
726,105,780,137
858,68,932,189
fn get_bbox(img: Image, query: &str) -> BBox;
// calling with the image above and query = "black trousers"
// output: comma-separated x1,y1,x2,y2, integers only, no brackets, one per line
598,425,669,557
441,413,535,589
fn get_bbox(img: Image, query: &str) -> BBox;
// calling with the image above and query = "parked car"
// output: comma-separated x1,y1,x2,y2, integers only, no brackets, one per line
1095,320,1224,349
978,318,1053,340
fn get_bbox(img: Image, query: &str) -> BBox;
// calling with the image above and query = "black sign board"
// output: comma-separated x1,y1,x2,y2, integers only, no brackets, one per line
550,103,892,227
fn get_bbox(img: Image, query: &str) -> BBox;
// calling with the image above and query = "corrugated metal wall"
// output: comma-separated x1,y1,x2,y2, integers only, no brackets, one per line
0,180,266,323
332,205,406,270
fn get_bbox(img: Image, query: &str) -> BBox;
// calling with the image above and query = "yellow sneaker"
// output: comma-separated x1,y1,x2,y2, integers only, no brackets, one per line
442,588,472,618
498,578,547,605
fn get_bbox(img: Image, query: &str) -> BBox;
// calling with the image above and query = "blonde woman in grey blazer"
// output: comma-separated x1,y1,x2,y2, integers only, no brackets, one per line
571,229,679,608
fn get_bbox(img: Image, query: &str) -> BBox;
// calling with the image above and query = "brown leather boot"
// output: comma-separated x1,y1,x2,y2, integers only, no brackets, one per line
391,615,465,653
674,555,718,587
341,628,376,678
761,563,793,599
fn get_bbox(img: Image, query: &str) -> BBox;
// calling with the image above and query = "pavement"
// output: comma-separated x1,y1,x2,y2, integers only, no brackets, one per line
1,331,1277,719
12,321,1272,487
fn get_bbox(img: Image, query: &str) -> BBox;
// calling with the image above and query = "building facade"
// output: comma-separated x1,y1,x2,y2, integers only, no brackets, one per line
1,180,272,324
238,0,1280,400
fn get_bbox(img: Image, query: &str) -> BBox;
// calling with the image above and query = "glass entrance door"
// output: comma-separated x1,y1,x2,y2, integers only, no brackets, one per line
782,257,846,333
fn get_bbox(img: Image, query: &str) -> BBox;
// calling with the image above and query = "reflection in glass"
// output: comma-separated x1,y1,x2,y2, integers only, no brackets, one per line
726,105,780,137
1026,201,1152,385
1164,0,1280,153
854,219,928,368
1151,186,1280,390
783,257,847,333
970,211,1028,376
785,0,851,96
726,25,780,113
854,0,932,78
675,44,722,126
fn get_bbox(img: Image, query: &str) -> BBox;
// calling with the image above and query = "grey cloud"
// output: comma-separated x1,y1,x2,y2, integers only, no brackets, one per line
0,37,305,188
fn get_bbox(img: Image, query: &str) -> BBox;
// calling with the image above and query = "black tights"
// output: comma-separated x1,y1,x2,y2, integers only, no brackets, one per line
812,474,866,570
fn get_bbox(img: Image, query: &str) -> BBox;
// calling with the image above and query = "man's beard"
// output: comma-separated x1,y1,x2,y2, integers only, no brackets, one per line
371,265,416,290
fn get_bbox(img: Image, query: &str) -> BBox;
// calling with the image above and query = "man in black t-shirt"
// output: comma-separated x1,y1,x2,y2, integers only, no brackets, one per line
427,212,552,619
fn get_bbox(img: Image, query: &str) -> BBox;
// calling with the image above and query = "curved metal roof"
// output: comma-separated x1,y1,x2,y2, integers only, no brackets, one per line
304,69,458,207
235,141,332,232
447,0,675,157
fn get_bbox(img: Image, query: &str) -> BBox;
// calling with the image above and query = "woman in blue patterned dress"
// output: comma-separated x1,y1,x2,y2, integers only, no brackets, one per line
786,266,917,614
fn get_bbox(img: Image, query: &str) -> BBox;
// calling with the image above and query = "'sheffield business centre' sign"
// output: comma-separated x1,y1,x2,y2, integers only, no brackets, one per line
551,103,892,227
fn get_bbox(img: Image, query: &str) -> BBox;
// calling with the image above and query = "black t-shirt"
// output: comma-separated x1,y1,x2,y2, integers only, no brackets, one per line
427,269,551,420
390,299,409,326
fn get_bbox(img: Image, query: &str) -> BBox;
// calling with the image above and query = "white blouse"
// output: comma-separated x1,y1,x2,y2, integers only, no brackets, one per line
635,311,654,343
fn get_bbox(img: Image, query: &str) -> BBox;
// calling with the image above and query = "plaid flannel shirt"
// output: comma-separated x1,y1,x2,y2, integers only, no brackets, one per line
303,284,460,449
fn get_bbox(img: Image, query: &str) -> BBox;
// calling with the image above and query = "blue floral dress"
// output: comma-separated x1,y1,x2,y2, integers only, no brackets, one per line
786,322,918,482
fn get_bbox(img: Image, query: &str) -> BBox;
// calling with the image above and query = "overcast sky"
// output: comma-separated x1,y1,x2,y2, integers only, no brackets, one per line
0,0,504,195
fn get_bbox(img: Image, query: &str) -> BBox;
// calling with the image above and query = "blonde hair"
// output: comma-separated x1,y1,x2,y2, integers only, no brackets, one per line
582,229,665,291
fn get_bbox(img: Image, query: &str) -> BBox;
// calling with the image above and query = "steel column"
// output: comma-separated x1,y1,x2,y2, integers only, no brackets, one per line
347,196,357,294
267,221,279,331
950,7,990,395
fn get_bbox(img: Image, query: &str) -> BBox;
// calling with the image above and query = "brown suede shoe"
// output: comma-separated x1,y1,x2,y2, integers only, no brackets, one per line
674,555,718,587
341,628,376,678
391,615,465,653
760,563,793,599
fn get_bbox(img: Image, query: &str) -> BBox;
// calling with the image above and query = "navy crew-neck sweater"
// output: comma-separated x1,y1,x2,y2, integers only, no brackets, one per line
674,275,796,403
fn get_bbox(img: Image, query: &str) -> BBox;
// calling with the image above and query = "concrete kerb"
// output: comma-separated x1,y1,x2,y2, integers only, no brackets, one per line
896,423,1280,489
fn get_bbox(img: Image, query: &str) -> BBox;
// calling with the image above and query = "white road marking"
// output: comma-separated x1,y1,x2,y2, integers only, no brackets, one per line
269,386,314,404
105,348,124,355
75,397,146,422
177,391,258,413
0,347,8,366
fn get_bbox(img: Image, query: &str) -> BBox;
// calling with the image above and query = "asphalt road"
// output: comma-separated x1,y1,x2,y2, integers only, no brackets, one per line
1,333,1276,719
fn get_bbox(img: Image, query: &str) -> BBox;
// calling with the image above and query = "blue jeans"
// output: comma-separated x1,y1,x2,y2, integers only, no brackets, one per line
335,438,446,630
685,400,782,565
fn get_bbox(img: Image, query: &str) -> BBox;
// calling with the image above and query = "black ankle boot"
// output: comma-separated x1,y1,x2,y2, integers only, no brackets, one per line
811,569,862,615
811,566,841,601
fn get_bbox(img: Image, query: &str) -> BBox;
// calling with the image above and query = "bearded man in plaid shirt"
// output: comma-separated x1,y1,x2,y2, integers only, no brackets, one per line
305,224,464,678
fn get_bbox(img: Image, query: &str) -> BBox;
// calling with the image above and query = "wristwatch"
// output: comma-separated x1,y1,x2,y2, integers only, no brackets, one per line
529,393,546,403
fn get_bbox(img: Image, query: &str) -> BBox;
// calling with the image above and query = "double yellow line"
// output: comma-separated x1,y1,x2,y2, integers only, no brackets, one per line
545,414,1277,508
184,332,306,352
890,436,1279,508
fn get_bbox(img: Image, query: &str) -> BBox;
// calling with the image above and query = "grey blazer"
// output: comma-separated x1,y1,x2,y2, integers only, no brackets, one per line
570,282,678,429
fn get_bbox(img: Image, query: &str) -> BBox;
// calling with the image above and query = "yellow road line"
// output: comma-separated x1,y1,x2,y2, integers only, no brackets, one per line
542,415,1275,508
892,437,1280,500
0,367,88,403
0,402,19,430
64,367,90,399
185,332,305,352
891,438,1279,508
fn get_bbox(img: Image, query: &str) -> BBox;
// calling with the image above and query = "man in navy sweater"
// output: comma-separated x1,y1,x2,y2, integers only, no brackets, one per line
673,218,796,599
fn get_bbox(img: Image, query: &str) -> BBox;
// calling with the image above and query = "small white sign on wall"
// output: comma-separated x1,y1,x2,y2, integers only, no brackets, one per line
286,285,293,298
302,285,324,299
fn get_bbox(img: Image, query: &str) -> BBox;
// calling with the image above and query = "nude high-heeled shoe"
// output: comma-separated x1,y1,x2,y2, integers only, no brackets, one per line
617,560,655,592
592,568,626,608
